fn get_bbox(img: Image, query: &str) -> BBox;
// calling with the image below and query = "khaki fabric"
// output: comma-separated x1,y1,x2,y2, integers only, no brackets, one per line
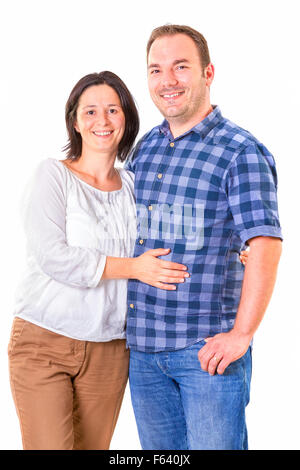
8,318,129,450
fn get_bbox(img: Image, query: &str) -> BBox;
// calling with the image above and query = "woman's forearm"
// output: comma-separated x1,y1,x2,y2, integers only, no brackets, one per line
100,248,189,289
101,256,136,280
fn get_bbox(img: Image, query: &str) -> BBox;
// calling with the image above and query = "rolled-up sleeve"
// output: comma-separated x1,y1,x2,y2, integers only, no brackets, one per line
225,143,283,244
22,160,107,288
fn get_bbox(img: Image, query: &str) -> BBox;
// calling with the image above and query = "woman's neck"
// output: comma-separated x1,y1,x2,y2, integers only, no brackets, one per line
63,150,122,191
66,150,117,181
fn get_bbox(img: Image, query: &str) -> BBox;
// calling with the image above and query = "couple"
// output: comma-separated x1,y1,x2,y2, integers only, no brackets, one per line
8,24,282,450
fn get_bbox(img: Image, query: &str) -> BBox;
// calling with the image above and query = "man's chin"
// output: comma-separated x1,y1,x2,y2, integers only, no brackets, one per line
160,107,186,119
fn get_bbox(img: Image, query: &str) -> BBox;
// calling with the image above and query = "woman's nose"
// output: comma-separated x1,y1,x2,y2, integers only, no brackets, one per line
96,111,110,127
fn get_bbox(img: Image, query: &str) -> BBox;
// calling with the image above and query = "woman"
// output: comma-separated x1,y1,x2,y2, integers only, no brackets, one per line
8,71,191,450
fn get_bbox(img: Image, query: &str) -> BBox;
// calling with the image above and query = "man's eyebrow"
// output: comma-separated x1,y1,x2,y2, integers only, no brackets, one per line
148,63,160,69
173,58,189,65
148,58,190,69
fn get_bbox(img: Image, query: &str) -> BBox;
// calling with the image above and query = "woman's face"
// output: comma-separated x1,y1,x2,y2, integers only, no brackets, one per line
75,84,125,157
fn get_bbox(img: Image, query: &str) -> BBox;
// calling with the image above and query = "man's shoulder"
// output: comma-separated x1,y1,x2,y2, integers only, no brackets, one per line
138,125,161,146
213,117,265,154
212,116,276,176
128,125,162,162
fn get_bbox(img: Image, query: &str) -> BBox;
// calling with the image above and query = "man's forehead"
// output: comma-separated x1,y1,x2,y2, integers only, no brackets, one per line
148,34,200,64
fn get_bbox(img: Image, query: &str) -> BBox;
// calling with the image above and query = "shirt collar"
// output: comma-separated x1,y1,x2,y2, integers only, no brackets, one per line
158,105,223,140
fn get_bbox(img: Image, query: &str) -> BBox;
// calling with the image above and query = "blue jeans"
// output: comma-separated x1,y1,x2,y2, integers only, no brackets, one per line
129,340,252,450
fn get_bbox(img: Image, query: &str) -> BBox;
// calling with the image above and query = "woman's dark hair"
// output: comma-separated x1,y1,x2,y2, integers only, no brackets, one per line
63,71,139,162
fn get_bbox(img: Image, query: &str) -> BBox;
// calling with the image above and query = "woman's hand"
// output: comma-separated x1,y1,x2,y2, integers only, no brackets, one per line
132,248,189,290
239,249,249,266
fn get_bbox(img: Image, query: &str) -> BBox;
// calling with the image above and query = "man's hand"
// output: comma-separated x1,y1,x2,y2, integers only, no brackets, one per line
197,330,251,375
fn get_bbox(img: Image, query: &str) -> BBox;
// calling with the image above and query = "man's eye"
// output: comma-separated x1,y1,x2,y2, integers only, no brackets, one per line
87,110,95,115
177,65,186,70
151,69,160,74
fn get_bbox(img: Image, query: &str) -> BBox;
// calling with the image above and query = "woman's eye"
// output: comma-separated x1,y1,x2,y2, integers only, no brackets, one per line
109,108,117,114
87,110,95,115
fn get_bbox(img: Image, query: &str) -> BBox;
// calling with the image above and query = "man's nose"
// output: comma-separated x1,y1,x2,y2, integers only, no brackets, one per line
161,70,178,88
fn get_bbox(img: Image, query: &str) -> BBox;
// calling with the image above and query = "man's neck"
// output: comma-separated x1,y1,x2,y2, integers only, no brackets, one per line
168,104,214,139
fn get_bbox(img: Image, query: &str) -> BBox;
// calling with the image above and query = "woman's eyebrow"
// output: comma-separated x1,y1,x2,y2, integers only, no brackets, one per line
81,104,121,109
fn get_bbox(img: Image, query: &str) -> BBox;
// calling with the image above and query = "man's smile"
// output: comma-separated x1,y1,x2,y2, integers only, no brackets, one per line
160,91,185,101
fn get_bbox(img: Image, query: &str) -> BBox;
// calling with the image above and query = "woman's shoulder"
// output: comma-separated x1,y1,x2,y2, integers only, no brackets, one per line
32,158,66,181
34,157,64,173
27,158,67,196
20,159,67,213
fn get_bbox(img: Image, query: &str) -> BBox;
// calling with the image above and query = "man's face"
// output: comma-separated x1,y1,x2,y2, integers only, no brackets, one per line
147,34,209,124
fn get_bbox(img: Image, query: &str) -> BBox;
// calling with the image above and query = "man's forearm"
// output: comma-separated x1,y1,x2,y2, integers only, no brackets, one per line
198,236,282,375
233,236,282,340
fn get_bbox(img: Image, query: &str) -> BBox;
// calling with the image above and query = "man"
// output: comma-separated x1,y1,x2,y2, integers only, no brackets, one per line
125,25,282,450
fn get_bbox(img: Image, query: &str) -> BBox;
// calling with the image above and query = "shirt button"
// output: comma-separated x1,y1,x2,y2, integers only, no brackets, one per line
157,173,163,179
139,239,144,245
129,304,134,309
148,205,153,211
170,142,175,147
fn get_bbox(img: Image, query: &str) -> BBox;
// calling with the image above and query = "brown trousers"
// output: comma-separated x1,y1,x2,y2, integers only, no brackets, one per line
8,317,129,450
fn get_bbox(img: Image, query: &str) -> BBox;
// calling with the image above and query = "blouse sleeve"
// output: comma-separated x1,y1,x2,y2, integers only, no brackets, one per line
22,159,107,288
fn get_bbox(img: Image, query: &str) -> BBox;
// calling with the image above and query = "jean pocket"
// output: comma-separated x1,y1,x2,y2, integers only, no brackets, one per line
7,317,27,356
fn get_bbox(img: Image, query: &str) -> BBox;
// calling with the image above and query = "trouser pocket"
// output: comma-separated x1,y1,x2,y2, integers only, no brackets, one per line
7,317,27,355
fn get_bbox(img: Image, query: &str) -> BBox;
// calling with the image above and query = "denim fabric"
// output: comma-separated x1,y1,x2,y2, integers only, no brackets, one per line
129,340,252,450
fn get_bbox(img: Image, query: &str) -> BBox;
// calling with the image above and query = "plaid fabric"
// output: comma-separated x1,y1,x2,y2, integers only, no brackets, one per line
124,106,282,352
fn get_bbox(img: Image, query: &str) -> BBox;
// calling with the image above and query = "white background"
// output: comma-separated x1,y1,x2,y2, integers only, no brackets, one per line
0,0,299,450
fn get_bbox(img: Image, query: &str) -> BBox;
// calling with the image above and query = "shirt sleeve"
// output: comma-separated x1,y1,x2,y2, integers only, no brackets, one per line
22,159,107,288
124,135,147,173
124,150,136,173
124,153,135,173
224,143,283,244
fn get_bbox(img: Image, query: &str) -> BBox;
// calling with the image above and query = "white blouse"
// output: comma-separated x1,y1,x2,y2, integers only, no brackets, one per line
13,158,137,342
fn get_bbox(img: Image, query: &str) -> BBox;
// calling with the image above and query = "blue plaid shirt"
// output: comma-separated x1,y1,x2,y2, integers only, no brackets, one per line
125,106,282,352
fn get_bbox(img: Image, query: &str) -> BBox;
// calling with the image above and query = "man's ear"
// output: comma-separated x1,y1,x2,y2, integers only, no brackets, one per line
204,63,214,86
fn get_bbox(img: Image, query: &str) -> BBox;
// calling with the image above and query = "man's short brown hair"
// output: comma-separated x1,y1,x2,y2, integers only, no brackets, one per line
147,24,211,71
